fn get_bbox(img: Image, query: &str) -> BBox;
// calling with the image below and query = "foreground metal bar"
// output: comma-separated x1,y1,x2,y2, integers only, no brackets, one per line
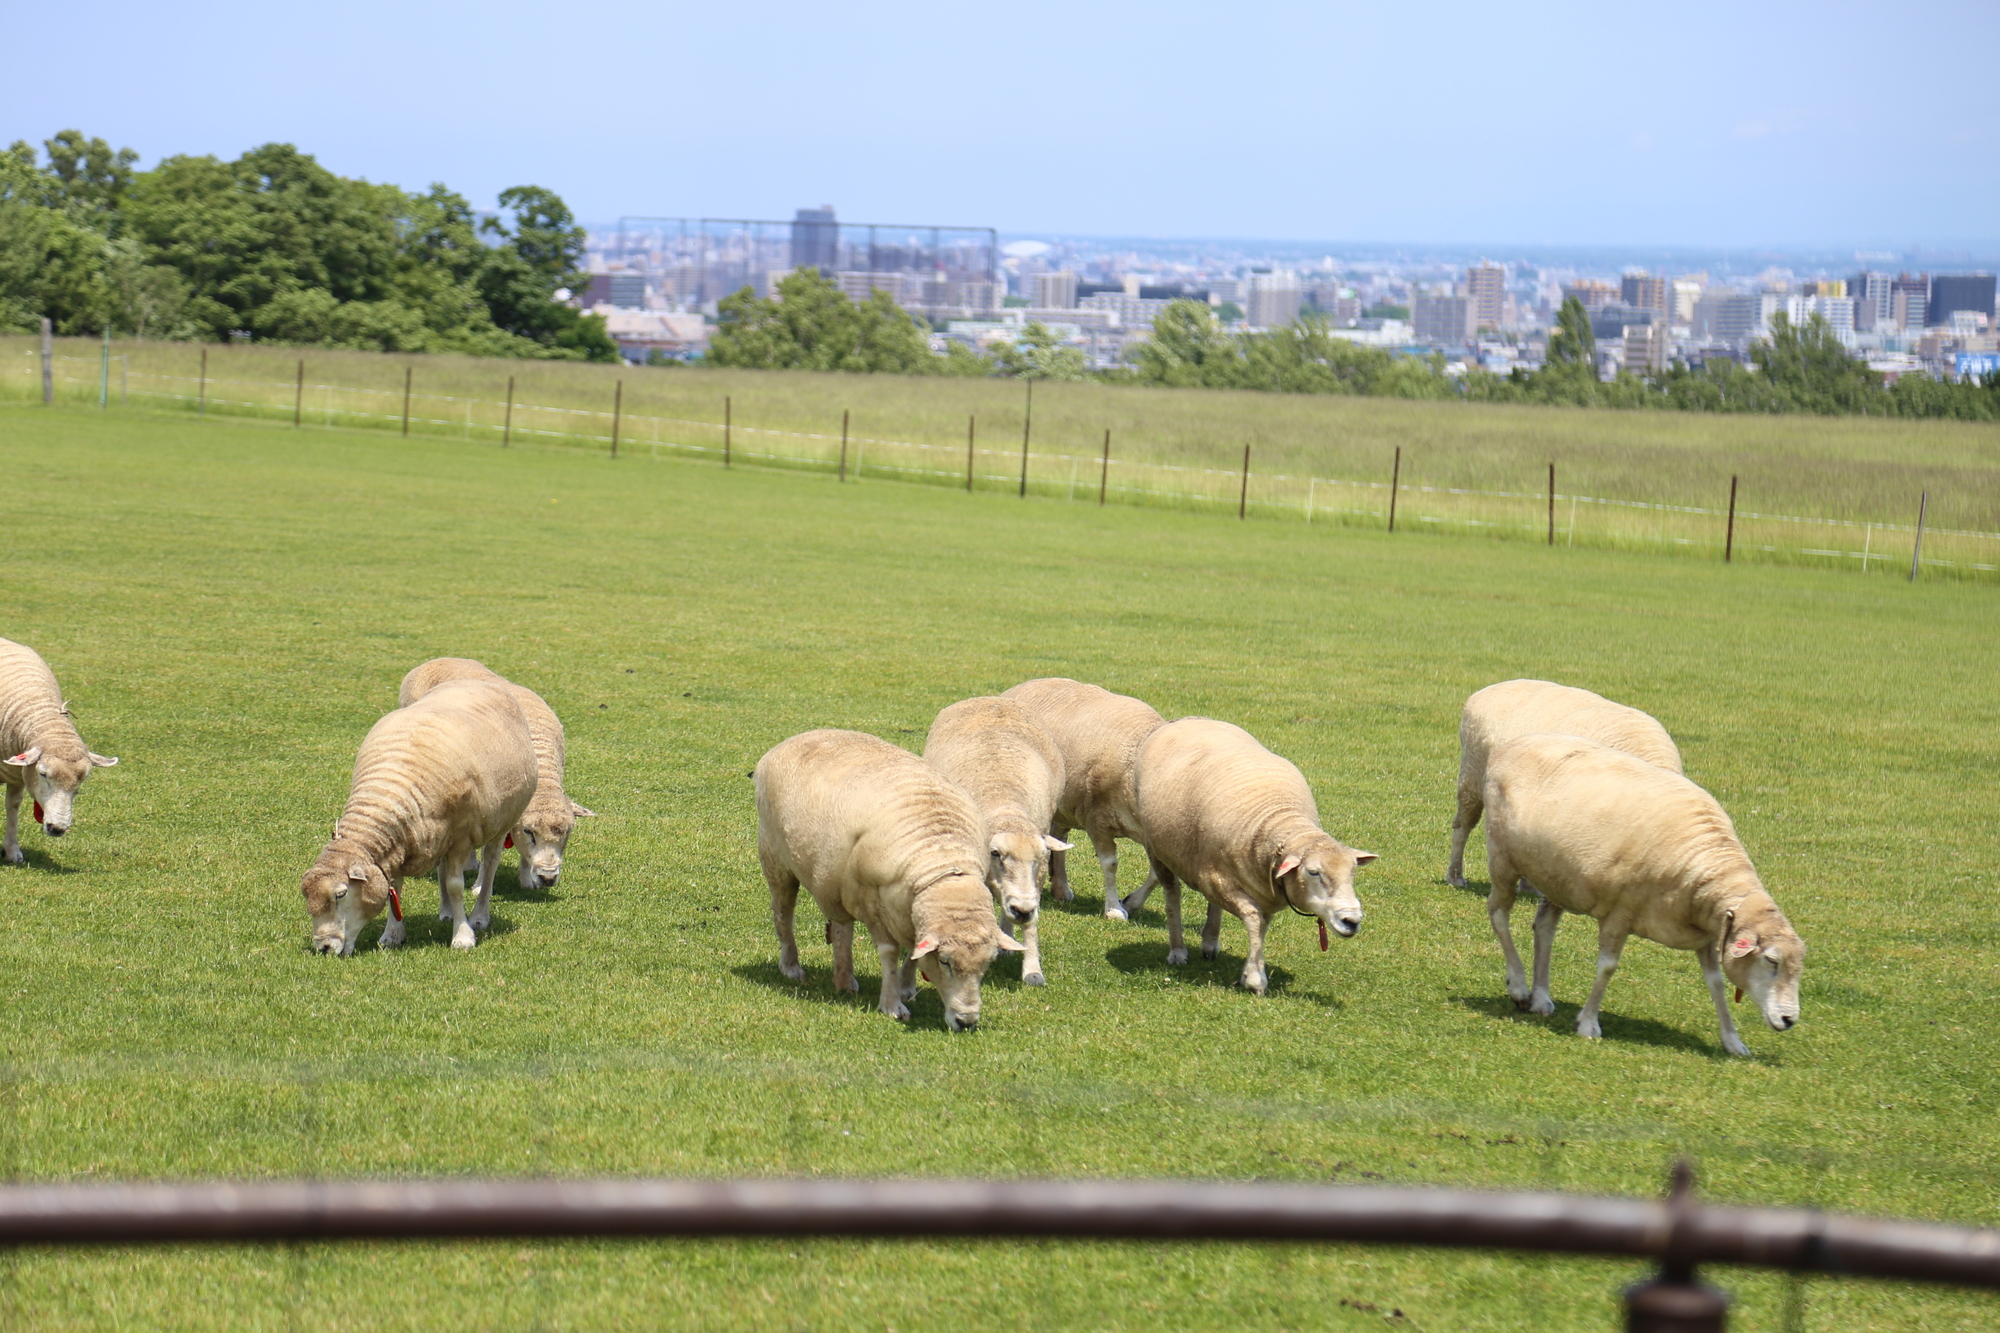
0,1179,1996,1291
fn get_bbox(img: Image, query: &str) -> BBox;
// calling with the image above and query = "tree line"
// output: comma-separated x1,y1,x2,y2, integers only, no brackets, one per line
1,130,616,360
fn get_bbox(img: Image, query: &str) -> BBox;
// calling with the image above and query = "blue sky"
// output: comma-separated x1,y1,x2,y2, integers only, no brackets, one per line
6,0,1995,249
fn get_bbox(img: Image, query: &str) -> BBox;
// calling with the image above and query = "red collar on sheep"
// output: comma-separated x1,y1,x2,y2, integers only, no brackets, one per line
1273,854,1328,950
386,882,403,922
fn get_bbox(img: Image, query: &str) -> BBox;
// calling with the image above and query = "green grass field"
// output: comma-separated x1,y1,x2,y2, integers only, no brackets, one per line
0,403,1996,1331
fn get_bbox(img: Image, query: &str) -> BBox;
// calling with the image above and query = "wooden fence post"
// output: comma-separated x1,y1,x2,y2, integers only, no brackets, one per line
197,345,207,415
401,365,412,436
839,410,849,482
503,376,514,446
1099,429,1110,506
1239,444,1251,519
611,380,622,458
1725,475,1738,563
39,318,52,406
965,415,976,491
1388,445,1401,533
1018,380,1033,498
1547,462,1555,546
1909,491,1928,582
294,360,304,427
724,395,732,468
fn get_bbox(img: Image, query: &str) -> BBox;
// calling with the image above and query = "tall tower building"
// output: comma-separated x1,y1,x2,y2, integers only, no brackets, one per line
1032,270,1078,309
789,206,839,273
1620,272,1668,315
1246,270,1304,328
1465,263,1505,329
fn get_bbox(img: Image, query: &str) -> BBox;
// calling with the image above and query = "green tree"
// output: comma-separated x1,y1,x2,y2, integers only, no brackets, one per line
1749,312,1885,414
708,269,946,374
1131,299,1245,387
992,321,1088,380
476,185,617,360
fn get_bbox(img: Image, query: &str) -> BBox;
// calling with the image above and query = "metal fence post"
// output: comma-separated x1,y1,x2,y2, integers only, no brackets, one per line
100,331,110,408
1099,429,1110,506
400,365,411,436
1725,476,1738,562
1239,444,1250,519
1018,380,1033,498
966,415,975,491
39,318,54,405
1547,462,1555,545
503,376,514,447
294,360,304,427
611,380,622,458
1909,491,1928,582
839,410,848,482
724,395,732,468
198,345,207,415
1623,1163,1729,1333
1388,445,1401,533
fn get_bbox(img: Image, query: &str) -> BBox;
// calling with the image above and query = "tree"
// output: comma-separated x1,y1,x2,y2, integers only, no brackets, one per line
992,321,1088,380
475,185,616,360
1131,299,1244,387
1749,312,1885,414
708,269,946,374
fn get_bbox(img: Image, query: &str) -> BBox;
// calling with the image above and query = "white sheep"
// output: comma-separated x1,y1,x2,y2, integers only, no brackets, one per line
0,637,117,863
400,658,595,890
1134,718,1375,995
1449,679,1681,887
1000,677,1163,919
302,679,539,955
756,728,1024,1031
923,696,1070,986
1483,732,1805,1055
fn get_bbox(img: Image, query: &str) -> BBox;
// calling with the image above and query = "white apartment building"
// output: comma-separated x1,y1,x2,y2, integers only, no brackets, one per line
1031,270,1078,309
1245,271,1303,328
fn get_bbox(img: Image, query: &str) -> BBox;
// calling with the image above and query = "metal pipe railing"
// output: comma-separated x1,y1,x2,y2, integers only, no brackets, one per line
1,1175,1996,1291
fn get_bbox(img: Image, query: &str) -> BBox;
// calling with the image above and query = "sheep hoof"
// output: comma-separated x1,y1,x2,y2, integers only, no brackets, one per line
1575,1019,1601,1039
470,913,491,932
1200,942,1219,960
899,985,917,1004
1446,874,1467,889
1103,904,1129,921
1022,972,1046,987
1528,995,1555,1016
1166,946,1188,966
1242,974,1268,996
450,925,478,950
779,962,806,982
1722,1035,1751,1057
2,849,22,866
1052,884,1074,902
884,1003,910,1022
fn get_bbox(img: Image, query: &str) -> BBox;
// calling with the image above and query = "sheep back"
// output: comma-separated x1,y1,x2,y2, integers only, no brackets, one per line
1000,677,1162,840
923,696,1065,833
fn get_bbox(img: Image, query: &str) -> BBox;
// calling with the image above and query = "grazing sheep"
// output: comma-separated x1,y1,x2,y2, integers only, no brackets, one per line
1000,677,1163,919
923,697,1071,987
756,729,1023,1031
1483,733,1805,1056
1449,679,1681,887
1134,718,1375,995
0,637,117,863
400,658,595,891
301,680,538,955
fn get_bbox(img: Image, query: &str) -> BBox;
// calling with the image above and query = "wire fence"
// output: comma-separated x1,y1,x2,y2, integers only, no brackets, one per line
12,346,1998,582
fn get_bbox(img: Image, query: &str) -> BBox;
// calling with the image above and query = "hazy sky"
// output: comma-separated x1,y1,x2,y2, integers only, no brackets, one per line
7,0,1996,249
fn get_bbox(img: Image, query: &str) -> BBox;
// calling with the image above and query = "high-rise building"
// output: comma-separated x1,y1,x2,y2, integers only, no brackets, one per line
1623,321,1670,375
1892,273,1929,331
1848,271,1893,331
789,206,839,273
584,272,647,309
1692,291,1766,345
1412,292,1476,344
1671,278,1704,323
1245,270,1304,328
1032,270,1078,309
1928,274,1996,327
1620,273,1668,315
1800,279,1847,298
1466,263,1506,329
1562,278,1619,311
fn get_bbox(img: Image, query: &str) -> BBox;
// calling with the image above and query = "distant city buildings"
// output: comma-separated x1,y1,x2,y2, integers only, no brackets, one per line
1245,270,1303,328
1561,278,1620,311
1412,291,1476,343
1032,270,1078,309
1466,264,1506,330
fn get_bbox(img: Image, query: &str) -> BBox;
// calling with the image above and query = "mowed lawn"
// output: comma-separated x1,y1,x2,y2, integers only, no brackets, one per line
0,404,1995,1332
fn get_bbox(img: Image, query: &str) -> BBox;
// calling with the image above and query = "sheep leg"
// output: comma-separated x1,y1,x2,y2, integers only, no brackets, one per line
1528,897,1562,1016
1699,944,1752,1057
1046,828,1073,902
1092,828,1129,919
1156,857,1188,966
1448,780,1481,887
441,859,476,950
1200,898,1224,960
2,785,21,865
1116,829,1161,918
830,920,859,993
898,954,919,1004
1574,925,1628,1039
1019,908,1045,987
876,938,910,1021
377,877,407,949
1485,859,1531,1008
1240,907,1271,995
763,855,805,983
469,835,503,932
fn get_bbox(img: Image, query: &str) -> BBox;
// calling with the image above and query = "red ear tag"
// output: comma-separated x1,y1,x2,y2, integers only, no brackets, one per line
387,882,403,922
503,835,513,849
1319,920,1330,951
32,802,43,824
1734,987,1744,1003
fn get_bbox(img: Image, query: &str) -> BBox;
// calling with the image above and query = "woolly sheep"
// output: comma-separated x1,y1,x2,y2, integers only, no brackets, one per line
756,728,1023,1031
1449,679,1681,887
301,679,538,955
923,696,1071,986
0,637,117,863
1000,677,1163,919
1483,733,1805,1055
400,658,595,890
1134,718,1375,995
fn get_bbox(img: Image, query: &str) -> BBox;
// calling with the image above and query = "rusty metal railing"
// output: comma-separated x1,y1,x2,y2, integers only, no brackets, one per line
2,1166,1996,1330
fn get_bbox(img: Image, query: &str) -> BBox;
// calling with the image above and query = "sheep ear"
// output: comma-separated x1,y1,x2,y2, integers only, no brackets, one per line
993,931,1025,953
1351,850,1379,867
347,865,371,883
1727,936,1757,957
911,938,938,960
571,802,597,818
88,752,118,768
1042,835,1072,852
6,747,41,767
1276,854,1302,878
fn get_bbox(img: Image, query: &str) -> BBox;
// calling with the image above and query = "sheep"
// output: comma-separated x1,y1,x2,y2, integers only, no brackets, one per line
922,697,1071,987
1482,733,1805,1056
999,677,1163,920
301,679,539,955
0,637,117,863
1449,679,1681,887
1134,718,1375,995
399,658,595,892
755,728,1024,1031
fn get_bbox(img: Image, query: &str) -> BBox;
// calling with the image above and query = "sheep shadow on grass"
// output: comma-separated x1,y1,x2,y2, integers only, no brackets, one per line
1101,941,1343,1009
1448,993,1748,1060
359,911,521,953
729,961,965,1032
2,849,83,875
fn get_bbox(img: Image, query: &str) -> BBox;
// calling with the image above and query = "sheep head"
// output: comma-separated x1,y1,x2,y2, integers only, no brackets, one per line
1276,835,1374,940
302,847,394,956
1722,907,1805,1032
